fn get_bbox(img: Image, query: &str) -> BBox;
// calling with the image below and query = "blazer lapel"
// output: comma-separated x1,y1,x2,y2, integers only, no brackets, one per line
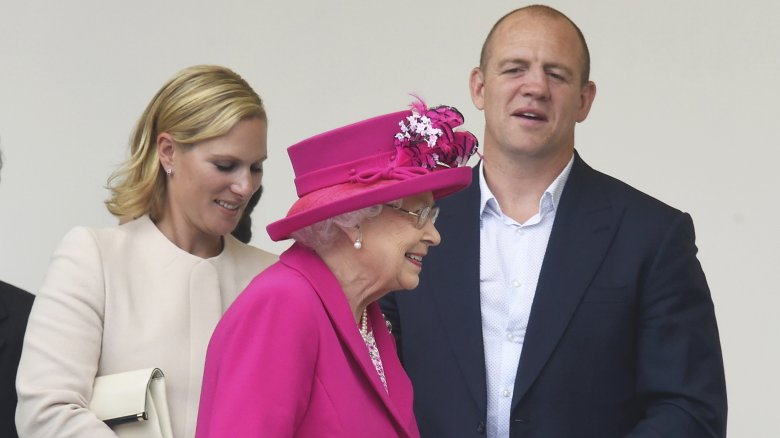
281,245,416,436
512,153,625,406
425,166,488,414
0,295,7,351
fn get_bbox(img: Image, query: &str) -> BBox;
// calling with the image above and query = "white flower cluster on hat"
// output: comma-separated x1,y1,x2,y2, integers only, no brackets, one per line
395,112,443,148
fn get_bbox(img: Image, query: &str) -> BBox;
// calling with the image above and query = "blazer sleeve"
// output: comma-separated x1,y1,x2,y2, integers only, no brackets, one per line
628,213,727,437
15,227,117,438
196,279,319,437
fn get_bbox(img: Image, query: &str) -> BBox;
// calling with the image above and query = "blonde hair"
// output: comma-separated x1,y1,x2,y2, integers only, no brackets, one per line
105,65,266,222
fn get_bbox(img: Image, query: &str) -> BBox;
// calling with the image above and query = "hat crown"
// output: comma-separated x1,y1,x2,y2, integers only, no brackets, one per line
289,112,406,197
267,101,477,241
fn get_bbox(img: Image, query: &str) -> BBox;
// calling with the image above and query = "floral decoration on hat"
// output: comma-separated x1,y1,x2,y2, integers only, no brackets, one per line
394,98,478,169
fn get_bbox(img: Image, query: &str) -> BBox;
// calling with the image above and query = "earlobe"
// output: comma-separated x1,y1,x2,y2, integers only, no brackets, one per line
352,227,362,250
337,224,362,250
469,67,486,110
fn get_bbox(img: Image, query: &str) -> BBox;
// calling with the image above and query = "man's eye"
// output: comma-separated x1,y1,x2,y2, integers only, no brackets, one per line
548,72,566,81
250,166,264,174
215,163,235,172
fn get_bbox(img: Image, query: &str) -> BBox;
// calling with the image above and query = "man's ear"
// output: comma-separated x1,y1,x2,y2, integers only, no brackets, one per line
469,67,486,111
157,133,176,171
576,81,597,123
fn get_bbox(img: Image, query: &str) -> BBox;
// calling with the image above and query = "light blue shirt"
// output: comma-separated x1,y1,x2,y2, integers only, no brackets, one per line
479,157,573,438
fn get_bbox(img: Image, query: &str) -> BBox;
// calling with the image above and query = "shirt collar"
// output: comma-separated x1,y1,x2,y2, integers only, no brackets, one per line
479,155,575,219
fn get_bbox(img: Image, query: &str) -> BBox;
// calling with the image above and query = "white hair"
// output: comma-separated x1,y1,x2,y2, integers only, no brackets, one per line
291,199,402,250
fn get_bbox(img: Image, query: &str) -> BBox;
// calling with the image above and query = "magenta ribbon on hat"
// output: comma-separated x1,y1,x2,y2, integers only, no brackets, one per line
351,99,477,185
349,166,429,184
292,98,478,198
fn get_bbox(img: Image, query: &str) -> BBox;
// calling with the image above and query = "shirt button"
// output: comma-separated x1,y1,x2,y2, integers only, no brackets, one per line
506,332,514,341
502,389,512,397
512,280,521,288
516,228,524,235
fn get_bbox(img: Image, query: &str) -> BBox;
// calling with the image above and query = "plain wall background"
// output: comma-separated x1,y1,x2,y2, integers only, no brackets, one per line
1,0,777,434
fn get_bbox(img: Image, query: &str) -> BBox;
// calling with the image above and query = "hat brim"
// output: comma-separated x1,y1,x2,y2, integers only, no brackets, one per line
266,166,472,241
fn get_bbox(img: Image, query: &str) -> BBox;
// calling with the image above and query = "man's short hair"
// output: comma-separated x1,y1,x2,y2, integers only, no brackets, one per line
479,5,591,85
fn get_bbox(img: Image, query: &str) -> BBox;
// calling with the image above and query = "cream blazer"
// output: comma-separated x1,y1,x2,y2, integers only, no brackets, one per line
16,216,276,438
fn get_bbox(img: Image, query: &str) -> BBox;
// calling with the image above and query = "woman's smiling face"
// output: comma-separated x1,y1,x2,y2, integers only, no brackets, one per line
160,117,268,247
359,191,441,293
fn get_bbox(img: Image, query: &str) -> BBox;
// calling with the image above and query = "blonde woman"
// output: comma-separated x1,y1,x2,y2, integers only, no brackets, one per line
16,65,276,437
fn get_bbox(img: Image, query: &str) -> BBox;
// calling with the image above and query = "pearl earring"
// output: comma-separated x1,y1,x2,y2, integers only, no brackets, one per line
353,227,362,250
165,168,172,176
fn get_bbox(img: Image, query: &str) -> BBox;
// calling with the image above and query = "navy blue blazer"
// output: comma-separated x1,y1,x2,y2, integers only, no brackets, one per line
0,280,34,438
382,153,727,437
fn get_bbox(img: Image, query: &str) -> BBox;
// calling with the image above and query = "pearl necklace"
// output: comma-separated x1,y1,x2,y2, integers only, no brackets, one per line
359,308,388,393
359,308,370,339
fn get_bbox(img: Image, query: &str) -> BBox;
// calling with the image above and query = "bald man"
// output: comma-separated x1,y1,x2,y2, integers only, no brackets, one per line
382,5,727,437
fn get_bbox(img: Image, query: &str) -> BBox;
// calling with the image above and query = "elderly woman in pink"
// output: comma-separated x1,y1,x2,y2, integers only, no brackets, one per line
196,101,477,437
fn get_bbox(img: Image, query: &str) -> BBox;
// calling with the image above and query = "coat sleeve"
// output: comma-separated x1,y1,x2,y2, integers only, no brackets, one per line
196,277,319,437
628,213,727,437
15,227,117,437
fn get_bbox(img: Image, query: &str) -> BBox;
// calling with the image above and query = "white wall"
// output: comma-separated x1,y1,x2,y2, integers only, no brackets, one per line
1,1,777,434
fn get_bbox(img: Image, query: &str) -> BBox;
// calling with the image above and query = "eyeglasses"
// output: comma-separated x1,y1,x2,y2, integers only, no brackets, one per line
385,204,440,229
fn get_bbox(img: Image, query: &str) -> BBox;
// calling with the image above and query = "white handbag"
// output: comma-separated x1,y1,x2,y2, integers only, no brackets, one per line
89,368,174,438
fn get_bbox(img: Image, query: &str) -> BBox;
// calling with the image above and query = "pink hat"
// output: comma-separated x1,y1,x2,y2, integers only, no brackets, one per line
266,100,478,241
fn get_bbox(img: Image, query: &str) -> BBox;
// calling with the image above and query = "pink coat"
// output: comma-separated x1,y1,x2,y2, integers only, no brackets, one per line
196,244,420,437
